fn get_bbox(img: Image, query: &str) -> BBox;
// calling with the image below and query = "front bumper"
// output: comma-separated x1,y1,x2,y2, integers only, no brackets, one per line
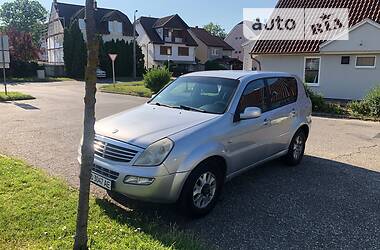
93,157,189,203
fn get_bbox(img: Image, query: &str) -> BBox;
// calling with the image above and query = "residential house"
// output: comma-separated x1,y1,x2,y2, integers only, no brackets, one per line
46,0,134,76
224,21,247,62
188,27,234,64
135,14,198,72
249,0,380,100
242,40,256,71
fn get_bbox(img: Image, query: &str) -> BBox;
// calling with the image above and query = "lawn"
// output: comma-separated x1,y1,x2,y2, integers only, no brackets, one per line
0,156,202,249
0,91,35,102
99,81,152,98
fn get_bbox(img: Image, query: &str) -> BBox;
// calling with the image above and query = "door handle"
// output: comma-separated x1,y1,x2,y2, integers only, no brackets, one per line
290,109,297,117
263,118,270,126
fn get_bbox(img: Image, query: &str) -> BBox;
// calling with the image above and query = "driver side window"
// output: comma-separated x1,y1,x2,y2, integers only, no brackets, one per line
238,79,267,114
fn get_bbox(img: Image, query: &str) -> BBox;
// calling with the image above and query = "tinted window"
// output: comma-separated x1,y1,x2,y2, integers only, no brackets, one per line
238,79,268,113
150,76,238,114
267,77,298,109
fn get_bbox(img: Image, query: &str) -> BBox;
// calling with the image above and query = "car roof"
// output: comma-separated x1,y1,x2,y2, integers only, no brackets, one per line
182,70,294,81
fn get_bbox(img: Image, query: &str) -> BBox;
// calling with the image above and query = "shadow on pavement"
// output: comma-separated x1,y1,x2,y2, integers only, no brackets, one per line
13,103,40,110
97,155,380,249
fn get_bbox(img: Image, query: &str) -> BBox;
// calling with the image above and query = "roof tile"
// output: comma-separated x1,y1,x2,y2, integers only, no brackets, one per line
252,0,380,54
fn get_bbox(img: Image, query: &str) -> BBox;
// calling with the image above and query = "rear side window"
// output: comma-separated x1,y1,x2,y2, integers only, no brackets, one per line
266,77,298,110
238,79,268,113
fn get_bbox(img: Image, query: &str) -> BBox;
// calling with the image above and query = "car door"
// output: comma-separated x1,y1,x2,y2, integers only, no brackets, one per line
224,79,274,174
264,77,298,154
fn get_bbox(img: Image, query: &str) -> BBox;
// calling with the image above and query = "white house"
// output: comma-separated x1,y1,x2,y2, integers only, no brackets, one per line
46,1,134,75
248,0,380,100
224,21,247,62
135,14,198,71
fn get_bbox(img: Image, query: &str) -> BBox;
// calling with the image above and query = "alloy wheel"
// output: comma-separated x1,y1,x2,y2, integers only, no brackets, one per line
192,171,217,209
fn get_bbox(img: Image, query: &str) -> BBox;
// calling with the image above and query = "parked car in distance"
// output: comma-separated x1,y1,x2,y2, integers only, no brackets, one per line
87,71,312,217
96,68,106,78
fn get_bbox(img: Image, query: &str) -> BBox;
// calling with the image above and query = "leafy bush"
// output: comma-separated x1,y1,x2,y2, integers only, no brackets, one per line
143,67,172,93
205,60,226,70
10,60,39,77
348,86,380,117
304,84,345,114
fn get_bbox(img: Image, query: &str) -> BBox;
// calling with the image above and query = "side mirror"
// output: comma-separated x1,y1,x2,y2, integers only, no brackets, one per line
240,107,262,120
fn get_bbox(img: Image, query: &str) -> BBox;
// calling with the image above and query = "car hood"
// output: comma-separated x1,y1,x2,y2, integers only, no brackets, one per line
95,103,219,148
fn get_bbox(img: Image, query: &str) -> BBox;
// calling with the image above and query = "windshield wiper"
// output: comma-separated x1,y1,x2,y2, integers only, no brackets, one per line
152,102,206,113
179,105,206,113
152,102,176,109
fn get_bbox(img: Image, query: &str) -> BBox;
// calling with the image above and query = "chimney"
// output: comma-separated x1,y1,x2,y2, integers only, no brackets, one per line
94,0,98,10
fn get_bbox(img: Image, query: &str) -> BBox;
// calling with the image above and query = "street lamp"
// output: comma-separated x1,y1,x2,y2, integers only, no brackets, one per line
132,10,138,80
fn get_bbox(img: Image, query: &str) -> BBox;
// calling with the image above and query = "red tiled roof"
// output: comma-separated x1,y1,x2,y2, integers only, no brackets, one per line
251,0,380,54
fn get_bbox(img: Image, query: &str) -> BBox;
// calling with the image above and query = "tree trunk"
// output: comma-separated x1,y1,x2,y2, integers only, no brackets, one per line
73,0,99,249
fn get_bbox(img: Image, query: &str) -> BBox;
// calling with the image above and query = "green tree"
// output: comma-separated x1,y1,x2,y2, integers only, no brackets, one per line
0,0,47,44
63,21,87,78
99,39,144,77
203,22,227,39
73,0,99,248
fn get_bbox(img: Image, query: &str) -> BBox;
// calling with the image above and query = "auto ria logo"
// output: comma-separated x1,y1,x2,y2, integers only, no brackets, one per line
243,8,349,41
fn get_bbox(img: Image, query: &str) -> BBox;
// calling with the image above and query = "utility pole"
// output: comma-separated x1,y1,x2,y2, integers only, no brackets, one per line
1,35,7,95
132,10,138,80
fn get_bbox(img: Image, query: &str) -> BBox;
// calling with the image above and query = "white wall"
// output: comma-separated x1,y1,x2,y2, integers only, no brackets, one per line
255,54,380,100
136,22,156,68
242,41,256,70
225,23,247,61
321,21,380,53
153,43,195,62
47,5,64,65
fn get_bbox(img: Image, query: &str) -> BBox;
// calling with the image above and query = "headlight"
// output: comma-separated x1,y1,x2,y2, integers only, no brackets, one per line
134,138,174,166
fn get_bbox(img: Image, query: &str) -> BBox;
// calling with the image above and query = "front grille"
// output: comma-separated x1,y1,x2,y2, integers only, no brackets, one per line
94,138,138,163
92,164,119,181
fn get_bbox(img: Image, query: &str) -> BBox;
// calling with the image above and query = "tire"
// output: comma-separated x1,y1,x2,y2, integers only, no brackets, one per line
178,162,223,218
283,130,306,166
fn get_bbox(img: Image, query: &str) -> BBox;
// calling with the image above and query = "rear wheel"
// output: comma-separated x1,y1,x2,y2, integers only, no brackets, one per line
283,130,306,166
179,162,223,217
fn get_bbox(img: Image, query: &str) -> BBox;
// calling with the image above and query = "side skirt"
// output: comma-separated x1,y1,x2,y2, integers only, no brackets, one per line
225,149,288,182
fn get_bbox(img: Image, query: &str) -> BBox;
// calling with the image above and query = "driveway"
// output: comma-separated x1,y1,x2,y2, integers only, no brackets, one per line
1,81,379,249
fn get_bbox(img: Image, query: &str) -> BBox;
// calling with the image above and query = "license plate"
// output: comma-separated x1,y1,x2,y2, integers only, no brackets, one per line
90,172,112,190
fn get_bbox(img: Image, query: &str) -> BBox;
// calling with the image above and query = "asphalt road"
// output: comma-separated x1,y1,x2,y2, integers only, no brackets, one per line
1,81,379,249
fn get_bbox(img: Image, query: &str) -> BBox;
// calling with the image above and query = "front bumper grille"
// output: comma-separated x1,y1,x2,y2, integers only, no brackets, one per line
92,164,119,181
94,138,138,163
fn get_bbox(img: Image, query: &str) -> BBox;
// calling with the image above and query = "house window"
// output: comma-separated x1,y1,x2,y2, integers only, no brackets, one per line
78,19,86,30
341,56,350,64
108,21,122,34
355,56,376,68
160,46,172,55
211,48,219,56
304,57,321,86
178,47,189,56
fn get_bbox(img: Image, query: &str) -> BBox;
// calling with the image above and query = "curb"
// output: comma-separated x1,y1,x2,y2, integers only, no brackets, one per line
312,112,380,122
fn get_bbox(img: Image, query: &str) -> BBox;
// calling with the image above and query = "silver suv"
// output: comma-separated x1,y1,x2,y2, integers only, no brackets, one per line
91,71,312,216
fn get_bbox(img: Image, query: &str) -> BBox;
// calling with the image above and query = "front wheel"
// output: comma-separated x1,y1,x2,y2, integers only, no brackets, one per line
178,162,223,217
283,130,306,166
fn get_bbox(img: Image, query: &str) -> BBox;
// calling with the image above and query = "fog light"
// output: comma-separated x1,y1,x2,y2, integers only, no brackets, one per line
123,175,155,185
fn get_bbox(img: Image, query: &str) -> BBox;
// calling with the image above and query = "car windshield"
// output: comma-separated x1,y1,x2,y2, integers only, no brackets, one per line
149,76,239,114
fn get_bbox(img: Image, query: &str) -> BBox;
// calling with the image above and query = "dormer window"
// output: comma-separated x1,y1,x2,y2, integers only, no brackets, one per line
108,21,122,34
78,19,86,30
